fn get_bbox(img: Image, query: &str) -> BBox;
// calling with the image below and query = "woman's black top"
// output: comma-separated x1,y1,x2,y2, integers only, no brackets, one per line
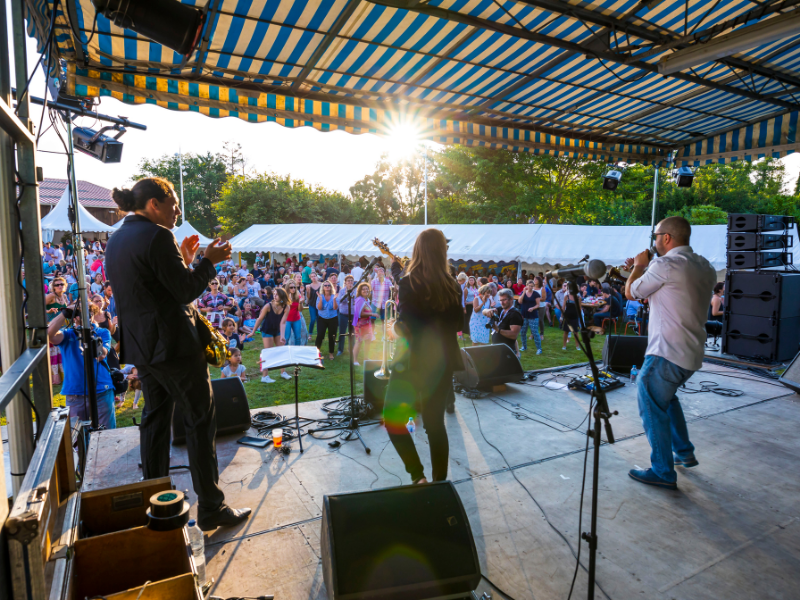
261,304,285,336
307,284,320,309
396,275,464,375
519,290,540,318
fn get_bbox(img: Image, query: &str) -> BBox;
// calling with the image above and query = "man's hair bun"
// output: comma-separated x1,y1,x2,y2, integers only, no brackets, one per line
111,187,136,211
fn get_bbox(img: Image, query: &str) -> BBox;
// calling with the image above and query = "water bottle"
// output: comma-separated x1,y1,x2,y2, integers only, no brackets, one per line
406,417,415,435
630,365,638,384
187,519,207,588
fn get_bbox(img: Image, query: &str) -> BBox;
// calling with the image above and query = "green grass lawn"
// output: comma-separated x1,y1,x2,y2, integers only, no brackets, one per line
49,309,619,428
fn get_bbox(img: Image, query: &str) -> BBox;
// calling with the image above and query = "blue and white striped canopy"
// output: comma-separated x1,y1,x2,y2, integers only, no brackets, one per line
24,0,800,165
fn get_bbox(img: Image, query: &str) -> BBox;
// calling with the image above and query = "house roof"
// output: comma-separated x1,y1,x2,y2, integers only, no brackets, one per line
39,179,117,209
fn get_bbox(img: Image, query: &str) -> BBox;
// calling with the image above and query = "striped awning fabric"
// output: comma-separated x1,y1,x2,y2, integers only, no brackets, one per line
24,0,800,164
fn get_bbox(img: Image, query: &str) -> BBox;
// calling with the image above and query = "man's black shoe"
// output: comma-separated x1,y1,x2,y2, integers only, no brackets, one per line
446,403,455,414
197,506,252,531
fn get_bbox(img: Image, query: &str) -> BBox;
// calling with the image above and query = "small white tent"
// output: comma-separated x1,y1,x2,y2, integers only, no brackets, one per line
41,186,116,243
172,220,213,247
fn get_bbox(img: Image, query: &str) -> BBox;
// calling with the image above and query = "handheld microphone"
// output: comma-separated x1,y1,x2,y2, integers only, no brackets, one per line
546,259,607,280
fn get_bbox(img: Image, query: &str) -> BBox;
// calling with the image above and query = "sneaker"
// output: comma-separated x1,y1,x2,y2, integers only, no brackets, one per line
562,346,567,351
674,455,699,468
536,349,543,355
520,347,527,352
280,372,292,380
353,361,360,367
336,351,343,357
628,468,677,490
261,376,275,383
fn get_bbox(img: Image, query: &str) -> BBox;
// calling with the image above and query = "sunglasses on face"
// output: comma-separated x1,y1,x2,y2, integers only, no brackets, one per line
53,283,64,288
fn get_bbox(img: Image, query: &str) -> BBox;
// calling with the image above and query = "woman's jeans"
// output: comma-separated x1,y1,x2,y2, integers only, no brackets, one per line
519,318,541,351
637,355,695,483
308,305,318,335
284,320,302,344
337,313,351,352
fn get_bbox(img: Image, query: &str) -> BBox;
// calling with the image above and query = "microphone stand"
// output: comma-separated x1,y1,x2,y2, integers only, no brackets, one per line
309,261,381,453
556,278,618,600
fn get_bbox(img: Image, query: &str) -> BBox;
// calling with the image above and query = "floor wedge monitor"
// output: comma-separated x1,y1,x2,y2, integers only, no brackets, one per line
172,377,250,445
603,335,648,373
454,344,523,390
321,481,480,600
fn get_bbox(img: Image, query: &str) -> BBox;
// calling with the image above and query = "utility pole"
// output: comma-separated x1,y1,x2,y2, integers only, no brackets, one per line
424,146,428,225
176,149,185,224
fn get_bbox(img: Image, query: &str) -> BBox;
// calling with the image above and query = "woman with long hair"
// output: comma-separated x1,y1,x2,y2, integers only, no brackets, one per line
351,281,374,366
45,276,70,385
306,271,322,336
463,275,479,334
252,287,291,382
283,281,305,346
384,228,464,484
315,280,339,360
469,284,493,345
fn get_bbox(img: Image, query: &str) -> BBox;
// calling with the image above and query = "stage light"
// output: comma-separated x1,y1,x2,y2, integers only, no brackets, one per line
658,12,800,75
603,169,623,191
674,166,694,188
92,0,205,57
72,124,126,163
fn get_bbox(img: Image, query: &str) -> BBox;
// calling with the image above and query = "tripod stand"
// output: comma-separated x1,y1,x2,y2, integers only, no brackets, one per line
557,279,618,600
309,262,381,453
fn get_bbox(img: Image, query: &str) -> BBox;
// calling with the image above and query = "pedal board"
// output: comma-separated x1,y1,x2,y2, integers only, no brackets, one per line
568,371,625,394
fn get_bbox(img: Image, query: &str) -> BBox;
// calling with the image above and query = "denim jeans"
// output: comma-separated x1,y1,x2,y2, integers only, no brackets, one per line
66,388,116,429
284,320,302,344
519,318,541,351
637,355,695,483
308,305,318,335
337,313,351,352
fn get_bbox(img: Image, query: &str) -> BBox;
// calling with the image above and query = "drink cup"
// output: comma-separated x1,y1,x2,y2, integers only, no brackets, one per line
272,429,283,448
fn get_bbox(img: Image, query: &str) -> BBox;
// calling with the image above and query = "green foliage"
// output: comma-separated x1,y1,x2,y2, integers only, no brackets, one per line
133,152,228,236
214,172,379,235
349,152,428,224
666,204,728,224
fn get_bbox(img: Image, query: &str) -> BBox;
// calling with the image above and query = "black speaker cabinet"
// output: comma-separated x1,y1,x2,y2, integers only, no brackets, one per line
172,377,251,445
363,359,388,418
728,213,795,232
725,271,800,319
722,313,800,362
602,335,648,373
321,482,480,600
454,344,523,389
779,351,800,393
726,251,792,269
726,232,792,251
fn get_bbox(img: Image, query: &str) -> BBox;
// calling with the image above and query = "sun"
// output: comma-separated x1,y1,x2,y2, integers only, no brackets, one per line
386,121,421,161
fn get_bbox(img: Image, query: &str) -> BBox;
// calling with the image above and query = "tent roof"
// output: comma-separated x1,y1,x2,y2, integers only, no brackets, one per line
172,220,214,247
28,1,800,165
41,185,117,234
228,223,748,271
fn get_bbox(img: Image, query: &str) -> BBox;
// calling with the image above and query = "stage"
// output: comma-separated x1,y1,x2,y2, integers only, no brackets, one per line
82,362,800,600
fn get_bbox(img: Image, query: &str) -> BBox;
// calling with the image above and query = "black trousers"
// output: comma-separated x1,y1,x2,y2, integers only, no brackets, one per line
385,364,453,482
138,352,225,515
464,304,473,332
315,316,339,355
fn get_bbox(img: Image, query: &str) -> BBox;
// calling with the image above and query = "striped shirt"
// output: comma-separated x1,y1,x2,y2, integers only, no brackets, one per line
371,278,393,308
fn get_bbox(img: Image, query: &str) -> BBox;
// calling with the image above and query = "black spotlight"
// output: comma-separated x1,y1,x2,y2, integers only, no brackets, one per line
72,124,125,163
602,169,622,191
674,166,695,188
92,0,205,57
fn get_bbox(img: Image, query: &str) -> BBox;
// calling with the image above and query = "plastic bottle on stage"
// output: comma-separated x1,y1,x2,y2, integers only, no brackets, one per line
630,365,638,385
406,417,415,435
187,519,207,588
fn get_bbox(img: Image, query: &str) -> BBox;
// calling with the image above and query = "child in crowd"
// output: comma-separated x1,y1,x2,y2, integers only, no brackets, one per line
120,364,144,409
221,348,247,382
221,318,245,351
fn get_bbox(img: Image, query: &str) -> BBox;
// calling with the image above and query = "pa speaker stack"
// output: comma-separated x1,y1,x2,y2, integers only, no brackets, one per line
723,214,800,362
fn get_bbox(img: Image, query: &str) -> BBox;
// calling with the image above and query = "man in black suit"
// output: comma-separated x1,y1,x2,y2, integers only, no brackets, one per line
106,177,250,531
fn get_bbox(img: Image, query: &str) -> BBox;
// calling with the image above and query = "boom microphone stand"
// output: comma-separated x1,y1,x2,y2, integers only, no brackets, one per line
551,269,617,600
309,261,381,453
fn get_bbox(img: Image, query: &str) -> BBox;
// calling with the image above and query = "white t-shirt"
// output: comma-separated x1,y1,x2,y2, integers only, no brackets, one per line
222,364,246,379
246,282,261,297
350,266,364,281
237,268,249,278
630,245,716,371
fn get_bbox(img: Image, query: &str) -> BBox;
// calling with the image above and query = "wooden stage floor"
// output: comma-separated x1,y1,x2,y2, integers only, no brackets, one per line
83,363,800,600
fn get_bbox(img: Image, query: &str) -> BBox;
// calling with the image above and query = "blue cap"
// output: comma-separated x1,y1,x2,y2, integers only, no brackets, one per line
188,519,196,527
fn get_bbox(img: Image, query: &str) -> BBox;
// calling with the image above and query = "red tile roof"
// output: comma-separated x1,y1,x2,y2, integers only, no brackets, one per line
39,179,117,209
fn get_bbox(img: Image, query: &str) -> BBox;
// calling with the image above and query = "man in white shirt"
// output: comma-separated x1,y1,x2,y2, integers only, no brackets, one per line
237,263,249,278
350,261,364,282
624,216,716,490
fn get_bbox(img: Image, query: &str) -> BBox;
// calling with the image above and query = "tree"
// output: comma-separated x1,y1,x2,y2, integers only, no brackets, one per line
222,140,248,176
349,150,428,224
133,152,229,236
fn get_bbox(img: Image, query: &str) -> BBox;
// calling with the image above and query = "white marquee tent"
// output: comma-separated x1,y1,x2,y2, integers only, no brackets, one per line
41,186,116,243
228,223,751,273
172,220,213,247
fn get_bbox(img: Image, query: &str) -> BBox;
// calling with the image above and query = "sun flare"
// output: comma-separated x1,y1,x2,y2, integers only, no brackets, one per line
386,121,421,161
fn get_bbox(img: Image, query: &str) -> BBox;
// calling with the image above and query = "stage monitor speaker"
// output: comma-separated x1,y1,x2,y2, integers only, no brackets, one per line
725,271,800,319
321,482,480,600
363,360,388,419
172,377,251,445
603,335,648,373
454,344,523,389
779,351,800,394
726,232,793,251
726,251,792,270
728,214,795,232
722,313,800,362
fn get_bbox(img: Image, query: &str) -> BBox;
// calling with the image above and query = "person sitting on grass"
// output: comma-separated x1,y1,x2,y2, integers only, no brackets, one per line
221,348,247,382
221,317,245,351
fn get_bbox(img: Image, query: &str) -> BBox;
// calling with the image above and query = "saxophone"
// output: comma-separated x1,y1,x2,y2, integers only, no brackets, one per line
195,309,231,368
